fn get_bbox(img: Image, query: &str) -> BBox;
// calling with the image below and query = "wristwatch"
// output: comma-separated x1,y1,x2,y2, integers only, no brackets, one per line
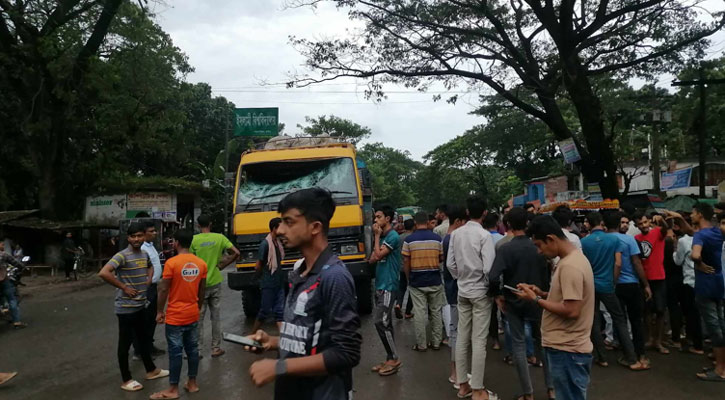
534,295,543,305
275,359,288,376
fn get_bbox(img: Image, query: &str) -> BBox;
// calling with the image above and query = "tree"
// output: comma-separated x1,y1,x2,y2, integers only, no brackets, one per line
357,142,423,207
423,132,523,209
0,0,129,217
290,0,724,198
297,114,372,144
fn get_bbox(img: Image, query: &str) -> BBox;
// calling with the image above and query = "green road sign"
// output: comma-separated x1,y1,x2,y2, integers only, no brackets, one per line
233,108,279,136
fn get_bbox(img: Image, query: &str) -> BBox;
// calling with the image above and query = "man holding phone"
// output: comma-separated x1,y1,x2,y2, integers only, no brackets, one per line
489,207,552,400
150,230,207,400
244,188,362,400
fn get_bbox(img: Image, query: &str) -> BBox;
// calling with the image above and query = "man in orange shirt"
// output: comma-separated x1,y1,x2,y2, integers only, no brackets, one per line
150,230,208,400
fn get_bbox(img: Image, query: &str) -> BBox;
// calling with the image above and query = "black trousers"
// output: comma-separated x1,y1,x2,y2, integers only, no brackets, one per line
666,278,683,344
615,283,646,358
680,284,704,350
133,283,158,353
118,309,156,382
62,258,74,278
396,272,414,314
489,301,500,341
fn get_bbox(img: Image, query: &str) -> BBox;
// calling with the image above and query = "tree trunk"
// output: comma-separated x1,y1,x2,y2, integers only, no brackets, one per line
561,60,620,199
38,167,58,219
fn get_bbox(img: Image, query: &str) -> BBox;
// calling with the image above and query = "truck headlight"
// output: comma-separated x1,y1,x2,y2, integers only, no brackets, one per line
340,244,358,255
242,251,257,262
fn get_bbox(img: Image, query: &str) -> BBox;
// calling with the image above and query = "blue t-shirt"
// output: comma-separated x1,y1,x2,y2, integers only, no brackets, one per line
581,230,624,293
375,229,401,291
692,227,725,299
615,232,641,285
488,230,504,244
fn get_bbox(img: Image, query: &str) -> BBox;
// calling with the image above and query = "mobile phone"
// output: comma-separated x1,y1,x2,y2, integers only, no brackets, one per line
503,284,522,294
223,332,263,349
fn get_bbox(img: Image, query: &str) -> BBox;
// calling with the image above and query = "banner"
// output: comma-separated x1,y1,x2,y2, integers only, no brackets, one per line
234,108,279,136
558,138,581,164
661,168,692,191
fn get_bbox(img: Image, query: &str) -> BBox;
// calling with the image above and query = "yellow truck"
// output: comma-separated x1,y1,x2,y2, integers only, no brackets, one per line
227,137,374,315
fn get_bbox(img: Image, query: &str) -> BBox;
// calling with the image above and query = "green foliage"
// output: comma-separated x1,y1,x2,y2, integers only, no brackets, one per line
298,115,372,144
357,143,423,208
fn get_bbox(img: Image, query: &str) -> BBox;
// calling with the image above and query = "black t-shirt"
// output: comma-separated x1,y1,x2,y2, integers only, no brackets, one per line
257,239,284,289
62,238,76,260
489,236,549,318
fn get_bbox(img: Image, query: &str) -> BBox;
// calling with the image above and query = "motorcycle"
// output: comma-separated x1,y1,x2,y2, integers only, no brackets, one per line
1,256,27,317
72,247,86,281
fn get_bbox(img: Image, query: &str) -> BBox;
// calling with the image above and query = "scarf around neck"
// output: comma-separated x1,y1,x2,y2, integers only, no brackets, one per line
266,233,285,274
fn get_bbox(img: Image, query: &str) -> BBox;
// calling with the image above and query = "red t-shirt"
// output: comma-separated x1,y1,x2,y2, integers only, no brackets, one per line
162,253,208,326
635,227,666,281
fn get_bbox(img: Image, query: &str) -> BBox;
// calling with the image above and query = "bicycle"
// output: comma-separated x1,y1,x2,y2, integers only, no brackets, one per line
72,246,88,281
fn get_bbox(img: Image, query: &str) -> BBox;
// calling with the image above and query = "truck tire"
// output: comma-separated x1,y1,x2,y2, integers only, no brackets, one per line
355,279,374,315
242,288,261,319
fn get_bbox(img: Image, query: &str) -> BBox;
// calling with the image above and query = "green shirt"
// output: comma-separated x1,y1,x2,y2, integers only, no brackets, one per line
375,229,401,291
190,232,234,287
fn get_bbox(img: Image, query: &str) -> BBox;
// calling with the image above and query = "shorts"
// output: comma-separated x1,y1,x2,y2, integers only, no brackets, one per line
647,280,667,314
257,287,285,322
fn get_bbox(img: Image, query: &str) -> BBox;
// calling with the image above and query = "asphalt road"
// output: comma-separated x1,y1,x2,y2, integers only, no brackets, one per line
1,273,723,400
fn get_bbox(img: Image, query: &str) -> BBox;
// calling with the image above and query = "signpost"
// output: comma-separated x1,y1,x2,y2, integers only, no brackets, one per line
558,138,582,164
233,108,279,137
661,167,693,191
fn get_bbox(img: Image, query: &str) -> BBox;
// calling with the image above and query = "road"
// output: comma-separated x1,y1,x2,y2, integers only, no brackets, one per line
1,273,723,400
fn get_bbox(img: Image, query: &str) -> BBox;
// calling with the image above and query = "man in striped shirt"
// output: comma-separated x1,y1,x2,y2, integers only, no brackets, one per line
99,222,168,392
402,211,445,351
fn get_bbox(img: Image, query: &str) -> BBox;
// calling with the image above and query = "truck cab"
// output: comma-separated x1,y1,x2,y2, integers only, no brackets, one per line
227,139,374,316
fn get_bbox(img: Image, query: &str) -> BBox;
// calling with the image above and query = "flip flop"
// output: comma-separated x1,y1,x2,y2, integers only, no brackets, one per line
371,362,386,372
121,380,144,392
697,370,725,382
0,372,18,386
149,392,180,399
457,390,473,398
378,361,402,376
657,346,670,355
618,357,650,371
485,389,500,400
211,348,226,358
146,369,169,380
411,344,427,352
183,383,200,393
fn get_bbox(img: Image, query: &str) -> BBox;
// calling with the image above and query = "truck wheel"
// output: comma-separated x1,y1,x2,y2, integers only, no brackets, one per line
355,279,374,315
242,288,261,319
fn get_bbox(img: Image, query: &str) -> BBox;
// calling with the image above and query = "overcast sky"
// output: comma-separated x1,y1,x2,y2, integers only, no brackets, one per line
153,0,725,161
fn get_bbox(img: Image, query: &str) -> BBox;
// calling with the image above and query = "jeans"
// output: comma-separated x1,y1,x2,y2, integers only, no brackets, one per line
0,279,20,323
504,317,534,357
409,285,446,348
591,291,637,364
133,283,158,354
696,297,725,347
449,304,458,362
257,287,285,322
199,283,222,350
166,322,200,385
680,285,703,350
507,309,551,394
117,310,157,382
545,348,592,400
374,290,398,360
456,295,493,390
615,283,646,358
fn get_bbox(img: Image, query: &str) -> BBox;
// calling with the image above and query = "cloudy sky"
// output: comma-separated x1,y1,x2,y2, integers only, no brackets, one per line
152,0,725,161
152,0,493,160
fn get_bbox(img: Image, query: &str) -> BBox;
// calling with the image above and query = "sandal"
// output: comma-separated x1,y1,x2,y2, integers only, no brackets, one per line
371,362,386,372
697,370,725,382
485,389,500,400
211,348,225,358
657,346,670,355
0,372,18,386
412,344,427,352
183,383,200,393
457,389,473,398
146,369,169,380
378,361,402,376
149,392,180,399
12,322,27,329
121,380,144,392
618,357,650,371
503,355,513,365
595,360,609,367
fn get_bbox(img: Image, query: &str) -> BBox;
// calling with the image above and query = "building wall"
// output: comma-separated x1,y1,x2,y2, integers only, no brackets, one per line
620,160,725,197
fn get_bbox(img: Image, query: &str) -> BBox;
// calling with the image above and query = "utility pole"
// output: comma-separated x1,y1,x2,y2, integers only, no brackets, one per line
672,68,725,197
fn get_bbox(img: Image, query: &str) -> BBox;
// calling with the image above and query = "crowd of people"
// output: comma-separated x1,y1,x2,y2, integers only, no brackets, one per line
366,199,725,400
3,188,724,400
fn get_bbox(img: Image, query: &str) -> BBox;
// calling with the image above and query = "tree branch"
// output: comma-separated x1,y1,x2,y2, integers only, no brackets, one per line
72,0,123,86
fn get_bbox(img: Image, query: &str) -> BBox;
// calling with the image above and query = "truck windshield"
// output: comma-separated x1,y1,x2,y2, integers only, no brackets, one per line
237,157,359,211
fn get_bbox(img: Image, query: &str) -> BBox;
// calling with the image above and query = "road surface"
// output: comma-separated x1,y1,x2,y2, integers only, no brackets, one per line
1,273,722,399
